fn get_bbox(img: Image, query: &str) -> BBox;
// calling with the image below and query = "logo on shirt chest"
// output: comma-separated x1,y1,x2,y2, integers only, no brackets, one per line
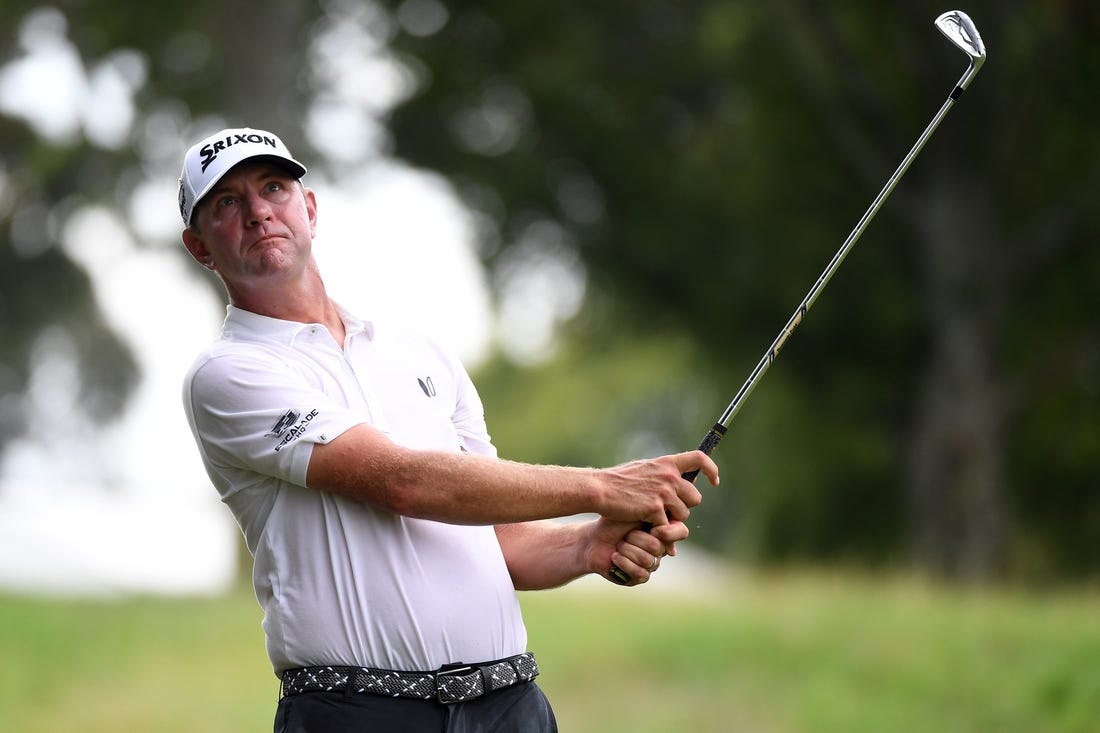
417,376,437,397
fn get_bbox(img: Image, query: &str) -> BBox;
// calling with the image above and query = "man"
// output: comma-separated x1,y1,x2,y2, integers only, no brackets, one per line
178,127,719,732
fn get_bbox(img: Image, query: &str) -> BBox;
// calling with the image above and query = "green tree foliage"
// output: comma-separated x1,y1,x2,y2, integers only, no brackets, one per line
377,0,1100,579
1,1,1096,581
0,0,320,458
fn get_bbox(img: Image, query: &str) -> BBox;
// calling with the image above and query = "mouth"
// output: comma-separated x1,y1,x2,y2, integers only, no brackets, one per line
248,232,286,251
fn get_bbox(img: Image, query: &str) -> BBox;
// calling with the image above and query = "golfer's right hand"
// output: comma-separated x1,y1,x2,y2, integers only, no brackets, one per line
596,450,718,527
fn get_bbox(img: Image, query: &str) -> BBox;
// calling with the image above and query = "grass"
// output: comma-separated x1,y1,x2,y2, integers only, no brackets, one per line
1,570,1098,732
0,590,274,733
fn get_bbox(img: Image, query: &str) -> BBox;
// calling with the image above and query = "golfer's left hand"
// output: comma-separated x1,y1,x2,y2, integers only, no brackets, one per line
603,519,689,585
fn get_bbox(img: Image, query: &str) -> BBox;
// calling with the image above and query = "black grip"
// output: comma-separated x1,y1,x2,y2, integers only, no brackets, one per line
681,424,727,483
697,423,727,455
607,424,727,585
608,564,632,585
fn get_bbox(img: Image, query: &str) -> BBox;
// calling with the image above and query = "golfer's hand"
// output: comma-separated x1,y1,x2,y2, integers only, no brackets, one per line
596,450,718,527
587,518,690,586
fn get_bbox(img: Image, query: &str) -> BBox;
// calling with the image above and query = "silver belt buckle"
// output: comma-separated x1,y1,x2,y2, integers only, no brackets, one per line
435,664,478,704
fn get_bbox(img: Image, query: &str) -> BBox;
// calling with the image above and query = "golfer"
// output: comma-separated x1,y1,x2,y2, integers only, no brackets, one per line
178,127,718,732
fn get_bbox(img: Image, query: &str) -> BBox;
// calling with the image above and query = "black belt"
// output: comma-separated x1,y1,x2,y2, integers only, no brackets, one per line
280,652,539,705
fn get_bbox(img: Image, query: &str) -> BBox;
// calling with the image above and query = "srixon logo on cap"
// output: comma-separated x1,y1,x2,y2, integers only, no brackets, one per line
199,132,278,173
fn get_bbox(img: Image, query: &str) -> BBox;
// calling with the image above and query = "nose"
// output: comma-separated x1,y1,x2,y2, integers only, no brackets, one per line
243,190,273,226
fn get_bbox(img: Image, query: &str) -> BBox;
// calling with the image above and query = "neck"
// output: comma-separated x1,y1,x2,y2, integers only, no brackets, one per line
227,263,347,345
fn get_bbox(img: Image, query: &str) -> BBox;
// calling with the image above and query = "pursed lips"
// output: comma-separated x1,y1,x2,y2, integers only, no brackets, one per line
246,231,288,252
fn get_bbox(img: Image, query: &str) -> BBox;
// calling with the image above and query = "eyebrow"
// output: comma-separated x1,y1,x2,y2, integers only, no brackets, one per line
207,168,296,200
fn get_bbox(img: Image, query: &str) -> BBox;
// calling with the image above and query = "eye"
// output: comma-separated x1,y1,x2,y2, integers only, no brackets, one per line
265,180,285,193
216,194,238,209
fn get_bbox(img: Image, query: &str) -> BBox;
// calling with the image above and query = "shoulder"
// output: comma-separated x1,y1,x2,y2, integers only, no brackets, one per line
184,339,287,383
182,339,306,414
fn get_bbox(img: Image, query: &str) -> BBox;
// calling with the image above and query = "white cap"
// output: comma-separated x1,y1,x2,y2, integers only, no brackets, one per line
178,127,307,225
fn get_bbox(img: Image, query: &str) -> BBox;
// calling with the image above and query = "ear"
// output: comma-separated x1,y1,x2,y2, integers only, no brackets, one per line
182,228,216,270
304,186,318,238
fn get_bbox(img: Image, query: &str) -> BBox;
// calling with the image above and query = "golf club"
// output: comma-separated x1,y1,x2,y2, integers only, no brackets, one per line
609,10,986,585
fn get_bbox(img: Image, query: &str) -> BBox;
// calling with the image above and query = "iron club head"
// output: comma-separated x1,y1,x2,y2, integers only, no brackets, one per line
935,10,986,91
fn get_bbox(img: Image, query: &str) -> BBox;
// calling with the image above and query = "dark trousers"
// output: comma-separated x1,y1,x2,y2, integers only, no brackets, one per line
274,681,558,732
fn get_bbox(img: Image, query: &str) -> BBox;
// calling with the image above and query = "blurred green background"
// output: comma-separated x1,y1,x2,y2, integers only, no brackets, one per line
2,575,1099,732
1,1,1097,730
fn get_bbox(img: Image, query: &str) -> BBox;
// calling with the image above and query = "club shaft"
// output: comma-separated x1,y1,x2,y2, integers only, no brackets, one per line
608,34,983,584
614,91,961,577
710,71,970,436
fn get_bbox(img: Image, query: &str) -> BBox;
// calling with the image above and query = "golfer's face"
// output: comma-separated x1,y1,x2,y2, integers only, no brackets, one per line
192,161,317,285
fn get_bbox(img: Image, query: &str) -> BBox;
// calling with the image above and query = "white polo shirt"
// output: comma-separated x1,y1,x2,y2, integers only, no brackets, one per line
182,304,527,674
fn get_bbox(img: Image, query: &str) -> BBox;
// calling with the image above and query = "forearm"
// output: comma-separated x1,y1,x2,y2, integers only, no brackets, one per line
307,425,603,524
307,423,715,528
495,521,593,590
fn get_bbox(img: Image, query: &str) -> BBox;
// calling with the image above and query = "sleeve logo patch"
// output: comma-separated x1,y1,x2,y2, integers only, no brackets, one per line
266,409,301,437
268,408,320,453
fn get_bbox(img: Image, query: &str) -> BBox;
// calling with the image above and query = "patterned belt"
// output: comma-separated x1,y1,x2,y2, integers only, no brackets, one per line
279,652,539,705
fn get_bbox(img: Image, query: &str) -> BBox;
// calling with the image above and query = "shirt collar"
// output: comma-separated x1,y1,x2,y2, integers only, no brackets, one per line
223,302,374,345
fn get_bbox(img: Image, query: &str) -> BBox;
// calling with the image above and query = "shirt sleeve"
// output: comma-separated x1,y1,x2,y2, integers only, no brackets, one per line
450,356,498,459
183,347,366,493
